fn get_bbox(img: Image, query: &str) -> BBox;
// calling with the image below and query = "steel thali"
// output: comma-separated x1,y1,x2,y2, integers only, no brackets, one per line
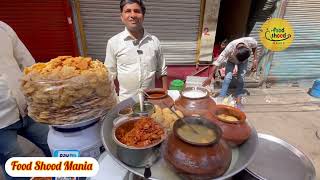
245,133,316,180
101,97,259,180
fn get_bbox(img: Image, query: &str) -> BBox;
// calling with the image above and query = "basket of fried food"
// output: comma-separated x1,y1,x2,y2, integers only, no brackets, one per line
21,56,117,125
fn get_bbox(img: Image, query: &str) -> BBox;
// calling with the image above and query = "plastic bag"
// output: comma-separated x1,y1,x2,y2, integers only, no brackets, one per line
21,56,117,125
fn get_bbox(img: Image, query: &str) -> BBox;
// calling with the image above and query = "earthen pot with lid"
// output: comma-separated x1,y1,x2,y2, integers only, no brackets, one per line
204,105,251,147
162,116,232,179
144,88,174,108
174,87,216,117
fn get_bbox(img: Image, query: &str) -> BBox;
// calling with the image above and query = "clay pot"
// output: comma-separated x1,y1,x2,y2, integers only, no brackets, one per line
205,105,251,147
174,87,216,117
144,88,174,108
162,116,232,179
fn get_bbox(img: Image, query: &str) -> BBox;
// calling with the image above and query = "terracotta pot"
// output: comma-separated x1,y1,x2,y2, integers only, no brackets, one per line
205,105,251,147
174,87,216,117
144,88,174,108
162,116,232,179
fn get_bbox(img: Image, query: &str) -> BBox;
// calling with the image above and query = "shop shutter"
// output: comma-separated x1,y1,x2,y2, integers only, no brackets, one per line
247,0,279,70
0,0,78,62
268,0,320,81
78,0,201,64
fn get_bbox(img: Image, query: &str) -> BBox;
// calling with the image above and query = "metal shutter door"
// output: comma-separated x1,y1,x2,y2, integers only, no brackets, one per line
248,0,279,59
78,0,200,64
247,0,279,74
268,0,320,81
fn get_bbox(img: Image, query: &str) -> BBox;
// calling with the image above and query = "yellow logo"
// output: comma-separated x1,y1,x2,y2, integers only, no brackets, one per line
260,18,294,51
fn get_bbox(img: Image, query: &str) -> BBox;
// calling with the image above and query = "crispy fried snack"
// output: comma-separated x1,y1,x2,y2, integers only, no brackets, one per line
21,56,117,125
151,105,184,130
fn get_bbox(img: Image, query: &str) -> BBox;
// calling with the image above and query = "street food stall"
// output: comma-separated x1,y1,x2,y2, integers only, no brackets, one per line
99,86,316,180
21,57,316,179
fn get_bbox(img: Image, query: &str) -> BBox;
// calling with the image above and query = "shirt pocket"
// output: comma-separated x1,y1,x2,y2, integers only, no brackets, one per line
143,50,157,72
117,49,138,67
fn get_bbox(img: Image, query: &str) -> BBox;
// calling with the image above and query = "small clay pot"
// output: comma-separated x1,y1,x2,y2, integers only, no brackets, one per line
205,105,251,147
144,88,174,108
162,116,232,179
174,87,216,117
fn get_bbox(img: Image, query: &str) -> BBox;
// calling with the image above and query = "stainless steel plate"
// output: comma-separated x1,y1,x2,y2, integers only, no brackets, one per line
246,133,316,180
50,116,101,129
101,98,259,180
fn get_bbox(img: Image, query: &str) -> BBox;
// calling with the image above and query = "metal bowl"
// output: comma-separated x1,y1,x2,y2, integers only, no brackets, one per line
111,117,166,168
132,101,155,117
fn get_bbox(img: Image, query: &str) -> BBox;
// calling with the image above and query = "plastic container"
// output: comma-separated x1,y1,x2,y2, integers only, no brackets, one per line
47,121,103,159
169,79,184,91
309,79,320,98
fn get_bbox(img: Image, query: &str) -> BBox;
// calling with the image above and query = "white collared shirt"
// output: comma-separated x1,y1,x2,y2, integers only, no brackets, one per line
0,21,35,129
104,28,167,101
213,37,257,66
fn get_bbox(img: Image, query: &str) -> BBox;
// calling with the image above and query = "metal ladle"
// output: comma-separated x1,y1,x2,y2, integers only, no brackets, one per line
138,89,145,112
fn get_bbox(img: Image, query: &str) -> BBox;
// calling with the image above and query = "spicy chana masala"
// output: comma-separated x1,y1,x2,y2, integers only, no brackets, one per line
115,117,165,147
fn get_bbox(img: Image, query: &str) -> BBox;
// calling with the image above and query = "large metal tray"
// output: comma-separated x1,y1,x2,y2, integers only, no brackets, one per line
48,110,113,129
50,115,101,129
246,133,316,180
101,98,259,180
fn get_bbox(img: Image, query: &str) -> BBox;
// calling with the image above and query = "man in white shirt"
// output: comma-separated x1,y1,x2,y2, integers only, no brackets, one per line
104,0,168,101
203,37,258,103
0,21,51,180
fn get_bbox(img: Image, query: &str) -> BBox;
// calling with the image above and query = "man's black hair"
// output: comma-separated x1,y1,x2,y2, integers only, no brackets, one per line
236,46,251,62
120,0,146,15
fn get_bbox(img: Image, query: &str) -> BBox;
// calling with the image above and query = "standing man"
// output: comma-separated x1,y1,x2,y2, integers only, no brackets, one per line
104,0,168,101
203,37,258,103
0,21,51,180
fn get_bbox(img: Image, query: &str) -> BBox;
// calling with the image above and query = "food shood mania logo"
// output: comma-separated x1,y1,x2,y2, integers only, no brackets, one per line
260,18,294,51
